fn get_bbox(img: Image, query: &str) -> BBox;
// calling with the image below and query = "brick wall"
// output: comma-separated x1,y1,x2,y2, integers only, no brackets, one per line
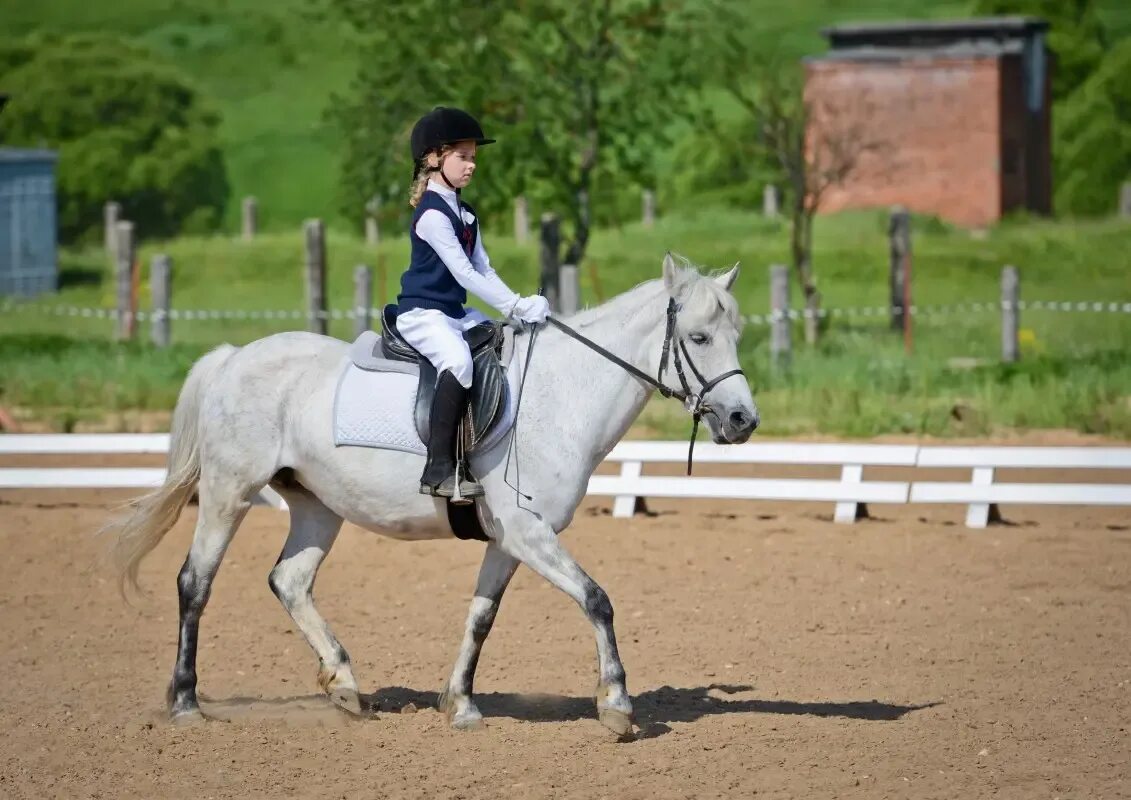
805,56,1004,227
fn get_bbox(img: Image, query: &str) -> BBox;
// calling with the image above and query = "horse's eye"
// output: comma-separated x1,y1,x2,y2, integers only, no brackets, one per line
689,332,710,345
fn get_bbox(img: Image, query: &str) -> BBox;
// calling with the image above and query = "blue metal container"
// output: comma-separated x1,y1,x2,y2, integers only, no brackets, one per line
0,147,59,297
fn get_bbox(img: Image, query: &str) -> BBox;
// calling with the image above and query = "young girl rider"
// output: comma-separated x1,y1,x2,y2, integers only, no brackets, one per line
394,106,550,500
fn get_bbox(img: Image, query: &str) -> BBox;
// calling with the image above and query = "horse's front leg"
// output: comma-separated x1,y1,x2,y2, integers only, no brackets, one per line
439,542,519,730
498,518,634,738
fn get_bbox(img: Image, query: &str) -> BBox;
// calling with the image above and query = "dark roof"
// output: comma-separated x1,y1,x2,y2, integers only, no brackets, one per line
806,16,1048,64
0,147,59,163
821,16,1048,50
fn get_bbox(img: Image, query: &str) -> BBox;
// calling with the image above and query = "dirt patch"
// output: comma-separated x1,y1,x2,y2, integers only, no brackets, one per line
1,485,1129,799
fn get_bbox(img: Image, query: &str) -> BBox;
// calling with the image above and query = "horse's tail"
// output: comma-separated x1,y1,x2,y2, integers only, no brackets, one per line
104,343,238,597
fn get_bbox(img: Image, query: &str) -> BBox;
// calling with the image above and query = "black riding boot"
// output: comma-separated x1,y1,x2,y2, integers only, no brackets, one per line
419,370,484,500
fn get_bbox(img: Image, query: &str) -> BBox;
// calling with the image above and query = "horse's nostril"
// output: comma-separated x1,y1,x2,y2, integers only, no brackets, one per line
730,410,750,428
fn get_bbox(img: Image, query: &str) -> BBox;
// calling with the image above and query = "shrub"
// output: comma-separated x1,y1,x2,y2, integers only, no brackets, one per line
0,33,228,243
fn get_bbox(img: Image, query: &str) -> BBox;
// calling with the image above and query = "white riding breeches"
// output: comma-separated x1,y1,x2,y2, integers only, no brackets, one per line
394,307,489,389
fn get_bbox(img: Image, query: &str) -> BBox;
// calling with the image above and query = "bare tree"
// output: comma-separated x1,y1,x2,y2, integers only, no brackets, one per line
716,51,884,344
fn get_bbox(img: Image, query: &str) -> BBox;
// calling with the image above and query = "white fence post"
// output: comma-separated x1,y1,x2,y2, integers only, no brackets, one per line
612,460,643,518
834,464,868,523
965,467,1000,528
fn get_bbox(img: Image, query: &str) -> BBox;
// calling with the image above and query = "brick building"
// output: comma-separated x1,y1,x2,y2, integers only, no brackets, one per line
804,17,1052,227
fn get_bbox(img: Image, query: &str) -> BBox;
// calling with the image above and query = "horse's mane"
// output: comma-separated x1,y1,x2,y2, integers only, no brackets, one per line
570,254,741,331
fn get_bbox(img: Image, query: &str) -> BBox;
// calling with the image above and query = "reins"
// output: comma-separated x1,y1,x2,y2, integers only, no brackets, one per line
544,298,744,475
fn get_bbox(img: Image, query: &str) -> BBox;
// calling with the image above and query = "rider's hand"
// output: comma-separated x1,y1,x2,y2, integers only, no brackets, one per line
512,294,551,324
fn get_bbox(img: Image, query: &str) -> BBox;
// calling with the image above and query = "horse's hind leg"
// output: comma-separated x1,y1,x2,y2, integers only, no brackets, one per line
497,519,634,737
168,479,252,723
267,488,359,714
439,542,519,730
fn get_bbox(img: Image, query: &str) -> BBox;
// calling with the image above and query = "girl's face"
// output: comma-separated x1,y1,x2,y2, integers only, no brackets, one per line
436,141,477,189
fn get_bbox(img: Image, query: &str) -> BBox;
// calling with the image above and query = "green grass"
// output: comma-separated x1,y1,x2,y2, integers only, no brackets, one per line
2,208,1129,437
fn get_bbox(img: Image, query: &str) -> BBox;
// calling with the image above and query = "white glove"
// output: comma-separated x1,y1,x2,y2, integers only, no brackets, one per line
511,294,551,324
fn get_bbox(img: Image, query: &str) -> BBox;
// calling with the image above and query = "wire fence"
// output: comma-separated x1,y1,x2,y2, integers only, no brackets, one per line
4,298,1131,326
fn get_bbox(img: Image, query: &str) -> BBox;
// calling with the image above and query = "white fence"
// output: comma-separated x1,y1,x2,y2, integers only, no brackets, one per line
2,435,1130,528
0,433,286,509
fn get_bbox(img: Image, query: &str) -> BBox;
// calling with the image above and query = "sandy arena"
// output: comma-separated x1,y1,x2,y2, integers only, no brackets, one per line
2,462,1130,799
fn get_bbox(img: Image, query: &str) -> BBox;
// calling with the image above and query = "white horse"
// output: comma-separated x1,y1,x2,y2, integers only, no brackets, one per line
104,253,759,737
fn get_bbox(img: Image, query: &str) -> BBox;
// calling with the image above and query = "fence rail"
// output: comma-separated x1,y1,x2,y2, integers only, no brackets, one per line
3,434,1128,528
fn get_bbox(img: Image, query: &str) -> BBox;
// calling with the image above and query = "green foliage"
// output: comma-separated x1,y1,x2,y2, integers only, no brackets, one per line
1054,37,1131,216
0,32,228,243
325,0,703,264
970,0,1109,101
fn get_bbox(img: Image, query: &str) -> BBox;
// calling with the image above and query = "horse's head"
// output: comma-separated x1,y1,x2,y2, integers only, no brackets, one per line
659,253,759,444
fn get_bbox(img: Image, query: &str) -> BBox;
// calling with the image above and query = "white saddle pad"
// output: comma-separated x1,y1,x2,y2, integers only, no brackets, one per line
332,336,517,456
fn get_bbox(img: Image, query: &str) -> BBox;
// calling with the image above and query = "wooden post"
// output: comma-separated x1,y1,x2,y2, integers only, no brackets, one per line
104,202,121,256
365,197,380,247
514,196,529,244
559,264,580,315
303,219,327,335
1001,265,1020,363
889,207,911,337
539,213,561,313
241,196,257,240
1120,182,1131,218
114,221,135,341
763,185,779,219
770,264,791,370
642,189,656,228
150,254,172,348
376,251,388,310
353,264,372,339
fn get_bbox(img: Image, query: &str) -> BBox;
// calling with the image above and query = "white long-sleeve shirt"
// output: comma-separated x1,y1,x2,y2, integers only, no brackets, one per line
414,181,519,317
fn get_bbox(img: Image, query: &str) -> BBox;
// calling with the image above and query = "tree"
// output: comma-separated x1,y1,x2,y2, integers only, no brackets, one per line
703,19,883,344
970,0,1109,102
324,0,699,272
1055,38,1131,216
0,33,228,244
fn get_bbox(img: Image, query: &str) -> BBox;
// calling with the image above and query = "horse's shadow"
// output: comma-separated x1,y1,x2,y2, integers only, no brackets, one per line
199,683,937,739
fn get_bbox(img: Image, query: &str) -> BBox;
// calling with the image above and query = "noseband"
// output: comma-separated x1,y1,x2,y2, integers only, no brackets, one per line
545,298,745,474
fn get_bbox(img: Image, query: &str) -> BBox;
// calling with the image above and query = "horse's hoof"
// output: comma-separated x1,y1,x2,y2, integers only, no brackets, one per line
598,707,635,739
449,709,485,731
438,689,484,730
169,708,205,727
329,686,363,716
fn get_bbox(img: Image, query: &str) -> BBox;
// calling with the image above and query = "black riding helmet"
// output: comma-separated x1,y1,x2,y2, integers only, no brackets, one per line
410,106,495,162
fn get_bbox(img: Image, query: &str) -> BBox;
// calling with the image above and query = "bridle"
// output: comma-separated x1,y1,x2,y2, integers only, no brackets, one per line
544,297,745,474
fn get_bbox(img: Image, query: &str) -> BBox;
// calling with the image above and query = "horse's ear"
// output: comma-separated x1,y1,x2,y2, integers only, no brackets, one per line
715,262,740,292
662,252,679,296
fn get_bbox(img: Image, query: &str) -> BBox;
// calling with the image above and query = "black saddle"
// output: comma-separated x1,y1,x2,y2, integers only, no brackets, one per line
380,304,507,448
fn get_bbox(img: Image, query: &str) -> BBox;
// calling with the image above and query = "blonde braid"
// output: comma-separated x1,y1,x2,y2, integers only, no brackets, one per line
407,146,453,207
408,168,430,208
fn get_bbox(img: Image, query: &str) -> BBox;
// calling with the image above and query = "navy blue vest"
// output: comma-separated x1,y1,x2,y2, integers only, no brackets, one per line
396,190,479,319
